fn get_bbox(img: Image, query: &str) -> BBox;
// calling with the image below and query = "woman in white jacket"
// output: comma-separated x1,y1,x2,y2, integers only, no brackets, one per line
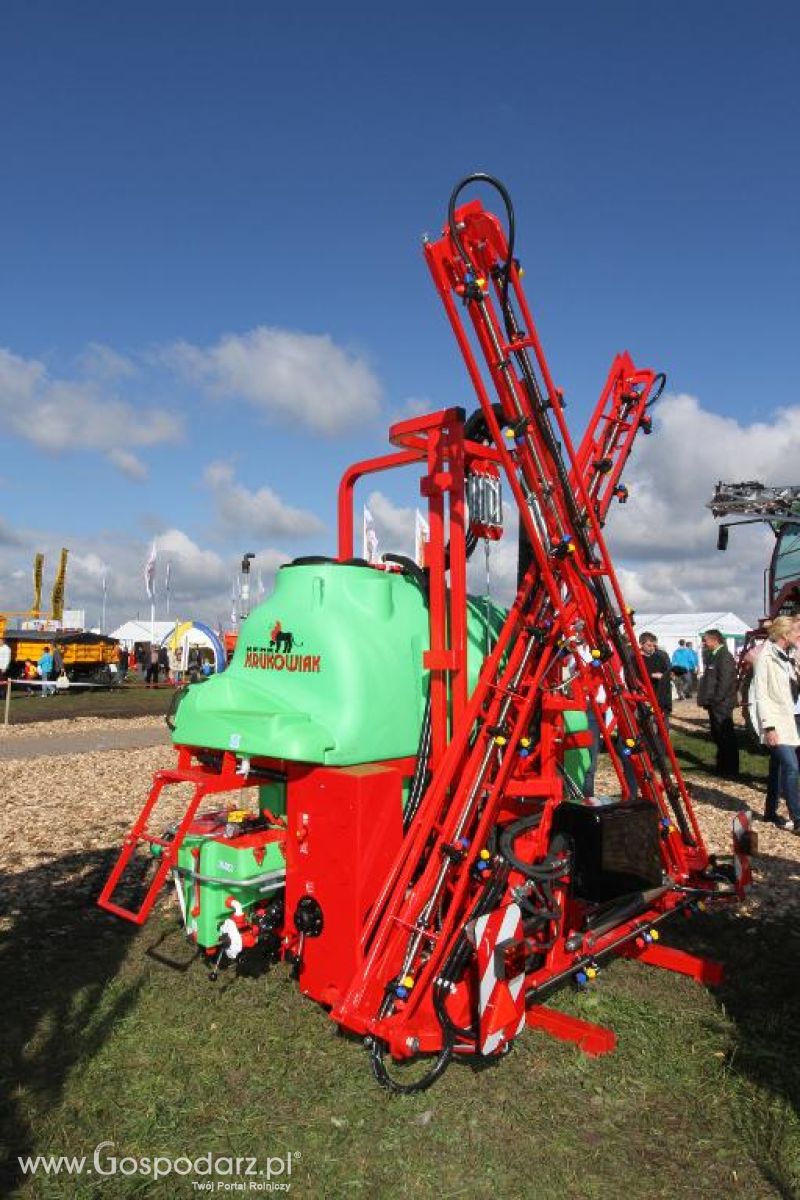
752,615,800,832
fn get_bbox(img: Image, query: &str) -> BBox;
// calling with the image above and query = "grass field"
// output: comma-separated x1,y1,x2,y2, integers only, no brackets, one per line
4,682,172,726
2,884,798,1200
670,708,768,782
1,705,798,1198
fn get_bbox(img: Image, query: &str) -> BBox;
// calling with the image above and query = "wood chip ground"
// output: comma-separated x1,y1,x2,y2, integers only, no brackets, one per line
1,710,798,933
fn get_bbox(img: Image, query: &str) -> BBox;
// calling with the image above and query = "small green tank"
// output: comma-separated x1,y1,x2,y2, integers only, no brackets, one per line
170,782,286,950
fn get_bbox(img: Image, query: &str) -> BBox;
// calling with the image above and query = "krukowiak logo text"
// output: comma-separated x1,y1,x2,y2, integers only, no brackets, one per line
243,649,321,673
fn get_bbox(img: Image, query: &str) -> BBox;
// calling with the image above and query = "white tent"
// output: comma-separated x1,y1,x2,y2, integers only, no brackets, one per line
110,619,176,648
633,612,750,661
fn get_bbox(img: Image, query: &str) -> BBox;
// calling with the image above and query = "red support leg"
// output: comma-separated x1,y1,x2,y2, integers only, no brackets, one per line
621,942,724,986
526,1005,617,1057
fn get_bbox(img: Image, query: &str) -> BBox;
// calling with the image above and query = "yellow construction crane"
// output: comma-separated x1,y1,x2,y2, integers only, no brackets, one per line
0,548,69,637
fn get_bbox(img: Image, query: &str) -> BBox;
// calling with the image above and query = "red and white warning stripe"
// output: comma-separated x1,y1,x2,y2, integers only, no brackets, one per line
732,808,753,896
472,902,527,1056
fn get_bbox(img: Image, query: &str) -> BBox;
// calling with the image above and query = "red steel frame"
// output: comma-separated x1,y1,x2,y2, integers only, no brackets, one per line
98,748,268,924
338,408,506,760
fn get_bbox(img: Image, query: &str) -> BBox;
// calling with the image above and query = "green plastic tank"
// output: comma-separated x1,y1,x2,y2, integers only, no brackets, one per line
172,561,504,765
171,782,284,949
563,709,590,792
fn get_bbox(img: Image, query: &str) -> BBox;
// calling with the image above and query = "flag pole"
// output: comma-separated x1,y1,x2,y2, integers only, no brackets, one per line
144,541,158,647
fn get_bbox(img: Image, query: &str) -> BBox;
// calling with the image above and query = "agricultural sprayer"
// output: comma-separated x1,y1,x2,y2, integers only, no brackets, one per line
99,175,754,1091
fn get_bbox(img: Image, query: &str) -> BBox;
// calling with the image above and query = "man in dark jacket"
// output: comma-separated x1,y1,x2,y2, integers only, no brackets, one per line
639,632,673,723
619,633,672,802
697,628,739,778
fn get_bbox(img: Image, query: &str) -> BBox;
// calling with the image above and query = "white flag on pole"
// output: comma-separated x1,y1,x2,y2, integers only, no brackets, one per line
144,541,157,600
363,506,380,564
414,509,430,568
165,560,172,595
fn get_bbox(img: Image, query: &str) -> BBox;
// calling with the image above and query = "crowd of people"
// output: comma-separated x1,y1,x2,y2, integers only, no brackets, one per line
137,641,206,686
0,636,212,693
595,623,800,836
0,641,70,697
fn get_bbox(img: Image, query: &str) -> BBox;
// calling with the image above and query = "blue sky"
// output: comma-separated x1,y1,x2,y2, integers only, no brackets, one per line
1,3,799,626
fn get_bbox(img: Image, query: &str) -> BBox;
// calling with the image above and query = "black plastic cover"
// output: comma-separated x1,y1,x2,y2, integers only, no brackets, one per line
551,800,662,902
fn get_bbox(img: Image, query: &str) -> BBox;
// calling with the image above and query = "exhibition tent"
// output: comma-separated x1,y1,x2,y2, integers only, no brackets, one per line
632,612,750,659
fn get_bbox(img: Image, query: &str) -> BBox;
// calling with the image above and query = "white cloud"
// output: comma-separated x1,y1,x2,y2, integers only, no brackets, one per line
151,530,228,599
605,393,797,620
385,395,434,426
204,462,324,539
77,342,136,380
0,525,290,632
365,490,416,557
167,326,382,434
0,517,22,547
607,394,800,561
107,448,148,480
0,348,182,461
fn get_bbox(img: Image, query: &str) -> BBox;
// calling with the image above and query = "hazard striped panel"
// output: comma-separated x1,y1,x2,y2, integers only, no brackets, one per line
472,902,527,1056
732,808,754,896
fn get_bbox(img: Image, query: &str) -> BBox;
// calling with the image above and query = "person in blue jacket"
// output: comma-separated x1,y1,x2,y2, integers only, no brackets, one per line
671,640,693,700
38,645,55,697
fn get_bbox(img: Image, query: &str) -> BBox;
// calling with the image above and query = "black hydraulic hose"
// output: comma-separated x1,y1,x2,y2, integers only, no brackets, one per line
165,685,189,731
369,1034,453,1095
382,553,428,596
646,373,667,407
497,814,568,881
404,700,432,831
381,553,434,833
448,173,516,335
388,508,488,832
434,861,511,1042
369,862,511,1092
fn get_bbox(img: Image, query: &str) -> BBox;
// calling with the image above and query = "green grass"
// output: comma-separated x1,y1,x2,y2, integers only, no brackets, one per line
4,683,172,726
670,712,769,782
1,852,798,1200
1,704,795,1198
